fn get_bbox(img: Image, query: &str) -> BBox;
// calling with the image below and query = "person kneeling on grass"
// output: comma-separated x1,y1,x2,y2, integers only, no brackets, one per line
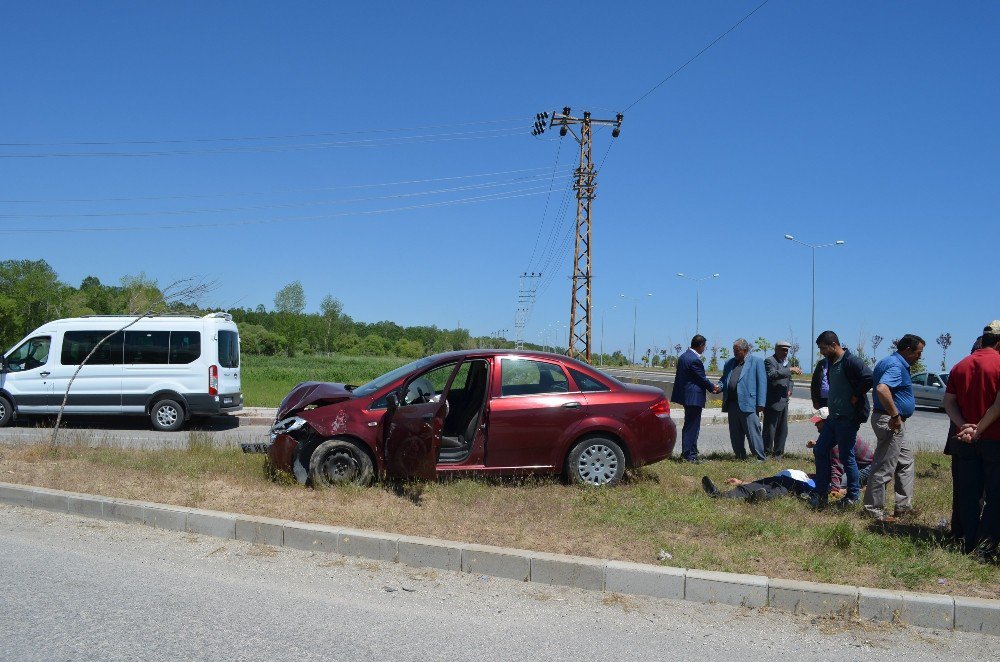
701,469,816,503
805,407,875,499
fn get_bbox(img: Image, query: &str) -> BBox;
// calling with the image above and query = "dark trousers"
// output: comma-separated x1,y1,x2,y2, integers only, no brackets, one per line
681,405,702,460
719,481,790,501
951,438,1000,555
763,405,789,456
814,417,861,500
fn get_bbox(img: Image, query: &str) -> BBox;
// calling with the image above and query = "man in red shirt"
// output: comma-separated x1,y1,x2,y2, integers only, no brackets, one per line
944,321,1000,559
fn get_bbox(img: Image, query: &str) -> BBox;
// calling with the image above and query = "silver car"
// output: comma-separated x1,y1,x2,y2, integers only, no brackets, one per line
911,371,948,409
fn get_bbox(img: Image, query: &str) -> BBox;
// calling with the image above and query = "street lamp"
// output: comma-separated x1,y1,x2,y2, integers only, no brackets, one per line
675,273,719,334
619,293,653,367
599,304,617,367
784,234,845,374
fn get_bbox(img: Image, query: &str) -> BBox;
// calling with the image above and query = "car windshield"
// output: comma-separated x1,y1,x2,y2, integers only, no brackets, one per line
352,356,439,397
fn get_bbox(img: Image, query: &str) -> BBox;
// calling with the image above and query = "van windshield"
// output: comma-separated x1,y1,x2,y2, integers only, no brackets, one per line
218,330,239,368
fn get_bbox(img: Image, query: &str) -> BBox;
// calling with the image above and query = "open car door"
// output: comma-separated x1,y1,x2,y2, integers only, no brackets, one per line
382,362,459,480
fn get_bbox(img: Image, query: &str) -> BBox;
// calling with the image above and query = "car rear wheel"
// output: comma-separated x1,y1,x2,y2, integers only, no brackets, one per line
0,396,12,428
567,437,626,487
308,439,374,487
150,399,185,432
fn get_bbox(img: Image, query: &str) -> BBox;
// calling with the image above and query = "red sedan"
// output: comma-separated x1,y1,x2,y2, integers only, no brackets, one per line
257,350,676,487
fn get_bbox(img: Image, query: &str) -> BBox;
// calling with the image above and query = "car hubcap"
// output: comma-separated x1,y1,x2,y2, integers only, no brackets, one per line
156,406,178,427
577,444,619,485
321,449,359,483
0,402,6,420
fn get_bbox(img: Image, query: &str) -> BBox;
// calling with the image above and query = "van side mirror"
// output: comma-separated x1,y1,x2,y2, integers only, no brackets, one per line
0,357,7,374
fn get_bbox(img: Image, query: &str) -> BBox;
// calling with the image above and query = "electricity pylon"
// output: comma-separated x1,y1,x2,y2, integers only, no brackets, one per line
513,272,541,350
533,107,623,361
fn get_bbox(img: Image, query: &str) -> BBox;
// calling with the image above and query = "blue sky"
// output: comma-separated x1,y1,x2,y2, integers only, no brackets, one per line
1,1,997,367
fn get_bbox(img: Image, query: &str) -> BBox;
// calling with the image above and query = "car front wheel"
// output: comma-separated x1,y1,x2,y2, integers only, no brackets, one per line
567,437,626,487
308,439,375,487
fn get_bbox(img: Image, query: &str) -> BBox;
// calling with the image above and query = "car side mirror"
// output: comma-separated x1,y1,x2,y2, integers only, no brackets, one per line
386,391,400,413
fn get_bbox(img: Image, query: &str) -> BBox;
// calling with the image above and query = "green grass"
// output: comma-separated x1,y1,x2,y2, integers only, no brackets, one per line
241,354,409,407
6,439,997,598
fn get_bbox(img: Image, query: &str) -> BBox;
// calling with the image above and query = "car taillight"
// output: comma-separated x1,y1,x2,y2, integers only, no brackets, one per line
209,365,218,396
650,399,670,416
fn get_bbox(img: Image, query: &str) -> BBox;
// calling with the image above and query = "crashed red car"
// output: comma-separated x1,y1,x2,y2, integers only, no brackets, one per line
253,350,676,487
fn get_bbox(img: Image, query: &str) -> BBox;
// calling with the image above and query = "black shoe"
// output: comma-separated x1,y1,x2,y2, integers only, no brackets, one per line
702,476,719,497
809,493,828,511
838,497,860,511
747,487,768,504
685,457,701,465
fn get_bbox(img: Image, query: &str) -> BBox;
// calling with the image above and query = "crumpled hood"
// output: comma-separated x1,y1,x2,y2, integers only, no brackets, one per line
276,382,355,419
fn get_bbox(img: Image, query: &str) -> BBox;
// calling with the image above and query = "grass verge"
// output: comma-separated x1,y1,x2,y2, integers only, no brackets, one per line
241,354,408,407
1,440,995,599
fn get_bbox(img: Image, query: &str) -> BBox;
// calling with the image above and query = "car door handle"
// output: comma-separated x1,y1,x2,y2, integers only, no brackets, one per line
40,371,50,377
562,401,581,409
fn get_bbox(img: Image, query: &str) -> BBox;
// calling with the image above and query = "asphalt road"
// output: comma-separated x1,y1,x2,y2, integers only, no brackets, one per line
2,505,995,661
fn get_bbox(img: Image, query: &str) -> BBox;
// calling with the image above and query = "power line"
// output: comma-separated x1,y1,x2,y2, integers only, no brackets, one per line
0,116,532,147
523,138,564,272
0,164,573,204
0,187,552,235
0,126,555,159
0,172,569,220
623,0,771,112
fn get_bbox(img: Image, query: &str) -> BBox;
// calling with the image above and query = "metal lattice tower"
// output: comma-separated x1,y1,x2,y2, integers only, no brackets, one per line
513,272,541,350
534,107,623,361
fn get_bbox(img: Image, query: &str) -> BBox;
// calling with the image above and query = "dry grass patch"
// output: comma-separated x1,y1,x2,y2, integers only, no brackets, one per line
1,441,997,598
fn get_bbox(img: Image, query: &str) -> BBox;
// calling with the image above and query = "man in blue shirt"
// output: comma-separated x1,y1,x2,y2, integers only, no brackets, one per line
863,333,925,521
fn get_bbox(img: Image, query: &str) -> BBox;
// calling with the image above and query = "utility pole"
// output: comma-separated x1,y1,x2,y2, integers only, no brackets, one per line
533,107,623,362
513,272,540,350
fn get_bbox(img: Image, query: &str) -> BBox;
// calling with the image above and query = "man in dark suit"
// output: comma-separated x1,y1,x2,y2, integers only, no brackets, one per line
763,339,802,457
670,334,720,463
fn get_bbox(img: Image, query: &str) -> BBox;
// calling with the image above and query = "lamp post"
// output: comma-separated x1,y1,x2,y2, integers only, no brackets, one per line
599,304,617,367
784,234,845,374
675,273,719,334
619,293,653,367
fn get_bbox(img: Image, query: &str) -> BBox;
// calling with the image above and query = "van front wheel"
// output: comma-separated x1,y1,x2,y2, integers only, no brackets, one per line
151,399,185,432
0,396,12,428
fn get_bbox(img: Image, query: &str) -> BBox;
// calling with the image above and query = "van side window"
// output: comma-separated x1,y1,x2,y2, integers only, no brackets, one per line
169,331,201,364
6,336,51,372
125,331,169,364
218,330,239,368
61,331,124,366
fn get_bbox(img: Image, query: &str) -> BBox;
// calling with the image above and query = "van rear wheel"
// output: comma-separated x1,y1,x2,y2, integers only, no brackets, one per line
151,399,184,432
0,396,12,428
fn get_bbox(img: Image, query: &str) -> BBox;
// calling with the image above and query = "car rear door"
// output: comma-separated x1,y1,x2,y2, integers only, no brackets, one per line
910,373,928,406
382,362,459,479
485,357,588,469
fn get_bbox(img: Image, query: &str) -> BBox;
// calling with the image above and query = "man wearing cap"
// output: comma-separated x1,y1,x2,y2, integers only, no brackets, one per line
764,340,802,457
945,321,1000,559
863,334,925,521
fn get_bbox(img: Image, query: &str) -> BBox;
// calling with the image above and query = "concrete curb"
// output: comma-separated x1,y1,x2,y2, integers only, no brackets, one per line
2,481,998,636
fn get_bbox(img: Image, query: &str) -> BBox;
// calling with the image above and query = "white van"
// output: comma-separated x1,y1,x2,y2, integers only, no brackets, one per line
0,313,242,431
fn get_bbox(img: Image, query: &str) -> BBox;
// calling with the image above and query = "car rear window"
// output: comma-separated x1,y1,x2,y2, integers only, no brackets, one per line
218,330,239,368
569,368,610,392
500,358,569,396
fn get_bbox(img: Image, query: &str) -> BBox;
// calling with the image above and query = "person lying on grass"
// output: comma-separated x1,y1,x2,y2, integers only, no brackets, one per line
701,469,816,503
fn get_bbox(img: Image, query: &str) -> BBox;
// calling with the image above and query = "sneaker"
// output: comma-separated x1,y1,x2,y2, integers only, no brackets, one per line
808,493,828,511
747,487,768,504
701,476,719,497
684,457,701,465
